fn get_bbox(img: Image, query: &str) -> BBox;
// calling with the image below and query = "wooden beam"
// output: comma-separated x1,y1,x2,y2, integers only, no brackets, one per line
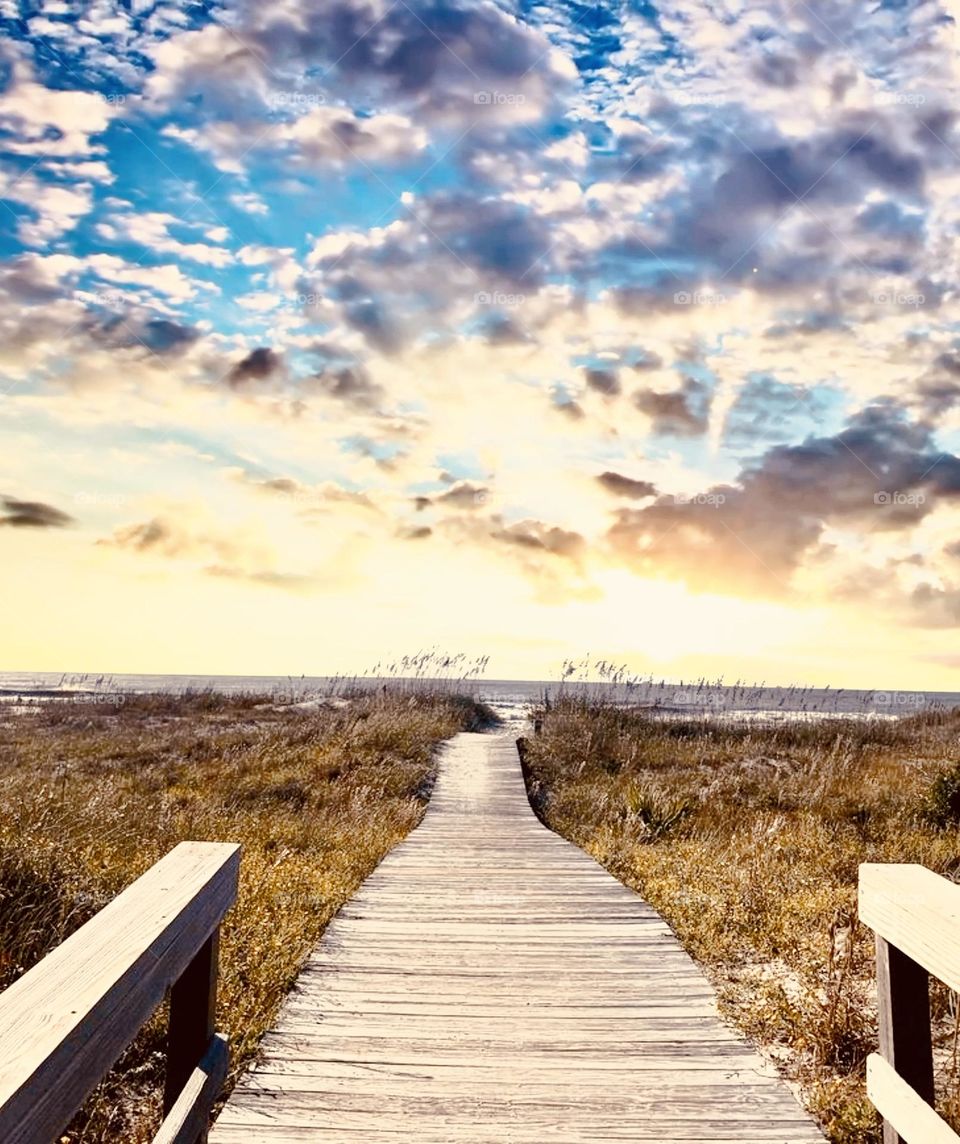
154,1034,230,1144
165,930,220,1131
859,864,960,994
867,1054,960,1144
0,841,240,1144
875,936,934,1144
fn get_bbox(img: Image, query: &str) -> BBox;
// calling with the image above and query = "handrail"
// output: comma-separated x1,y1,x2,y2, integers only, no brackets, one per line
0,841,240,1144
859,862,960,1144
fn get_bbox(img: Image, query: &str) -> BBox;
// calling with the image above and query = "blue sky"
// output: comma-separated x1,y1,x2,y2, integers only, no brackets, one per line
3,0,960,685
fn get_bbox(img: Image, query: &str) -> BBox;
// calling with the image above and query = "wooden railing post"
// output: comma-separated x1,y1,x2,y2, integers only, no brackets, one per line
164,928,220,1141
0,841,239,1144
876,935,935,1144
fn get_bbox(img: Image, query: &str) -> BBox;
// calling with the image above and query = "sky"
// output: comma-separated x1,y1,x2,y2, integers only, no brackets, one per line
3,0,960,687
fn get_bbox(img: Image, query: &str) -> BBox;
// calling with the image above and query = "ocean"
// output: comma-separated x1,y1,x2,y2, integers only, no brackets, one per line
2,670,959,725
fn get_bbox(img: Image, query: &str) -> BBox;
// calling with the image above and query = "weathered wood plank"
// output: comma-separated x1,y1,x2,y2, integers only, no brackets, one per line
154,1034,230,1144
867,1054,960,1144
0,841,240,1144
875,935,935,1144
211,734,821,1142
859,864,960,994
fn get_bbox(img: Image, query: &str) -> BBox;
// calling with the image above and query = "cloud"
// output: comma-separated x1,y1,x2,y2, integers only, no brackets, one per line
583,367,621,397
606,403,960,596
596,472,657,499
0,169,94,244
308,363,384,408
0,496,74,528
634,377,712,437
99,512,318,591
416,482,489,512
228,347,283,387
87,314,202,356
494,520,585,561
97,211,234,267
0,59,119,156
146,0,574,131
83,254,214,303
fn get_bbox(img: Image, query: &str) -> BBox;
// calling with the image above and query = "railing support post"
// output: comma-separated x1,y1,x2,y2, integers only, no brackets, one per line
876,935,935,1144
164,929,219,1142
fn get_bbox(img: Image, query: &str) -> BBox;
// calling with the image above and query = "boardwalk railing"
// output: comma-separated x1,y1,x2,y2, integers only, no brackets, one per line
0,840,240,1144
859,862,960,1144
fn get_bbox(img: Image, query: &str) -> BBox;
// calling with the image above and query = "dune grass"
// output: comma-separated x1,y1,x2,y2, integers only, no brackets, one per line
0,688,493,1142
520,693,960,1144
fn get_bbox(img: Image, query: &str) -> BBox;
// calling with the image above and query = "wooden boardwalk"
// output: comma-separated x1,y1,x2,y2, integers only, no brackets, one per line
212,732,824,1143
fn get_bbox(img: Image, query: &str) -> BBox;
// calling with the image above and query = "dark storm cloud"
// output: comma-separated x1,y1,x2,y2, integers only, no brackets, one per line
606,403,960,596
583,367,620,396
342,299,404,355
0,496,73,528
481,315,531,346
153,0,570,127
430,194,552,284
633,377,712,437
304,194,554,354
414,483,490,512
104,517,181,553
437,482,489,509
308,363,384,408
228,347,282,387
611,110,951,294
596,472,657,500
494,521,585,560
139,318,201,354
915,351,960,419
86,313,202,356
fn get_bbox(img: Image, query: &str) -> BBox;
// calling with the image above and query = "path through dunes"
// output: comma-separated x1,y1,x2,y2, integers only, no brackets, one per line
211,732,824,1143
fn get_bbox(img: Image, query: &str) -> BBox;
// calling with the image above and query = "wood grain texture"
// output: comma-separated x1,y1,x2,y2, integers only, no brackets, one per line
859,863,960,994
867,1054,960,1144
154,1034,230,1144
212,734,823,1143
0,841,240,1144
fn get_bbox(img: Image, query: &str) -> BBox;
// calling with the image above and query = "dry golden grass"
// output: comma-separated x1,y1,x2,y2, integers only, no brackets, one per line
0,688,493,1142
521,693,960,1144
